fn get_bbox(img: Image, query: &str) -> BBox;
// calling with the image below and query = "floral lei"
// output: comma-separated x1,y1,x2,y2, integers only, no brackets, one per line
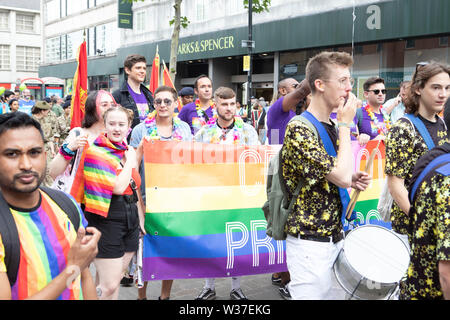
203,116,245,144
143,110,183,141
364,104,392,135
194,98,217,126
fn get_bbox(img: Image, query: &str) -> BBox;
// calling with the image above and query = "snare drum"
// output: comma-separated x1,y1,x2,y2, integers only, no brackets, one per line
333,225,410,300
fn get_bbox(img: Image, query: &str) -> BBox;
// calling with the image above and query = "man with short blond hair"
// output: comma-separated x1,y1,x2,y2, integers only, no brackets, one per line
282,51,371,299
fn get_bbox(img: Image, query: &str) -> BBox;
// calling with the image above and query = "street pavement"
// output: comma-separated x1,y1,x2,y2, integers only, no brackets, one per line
111,271,347,301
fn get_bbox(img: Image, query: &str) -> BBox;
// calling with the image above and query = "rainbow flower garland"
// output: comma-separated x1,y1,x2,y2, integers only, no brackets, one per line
193,99,217,128
144,110,183,141
202,116,245,144
364,104,392,135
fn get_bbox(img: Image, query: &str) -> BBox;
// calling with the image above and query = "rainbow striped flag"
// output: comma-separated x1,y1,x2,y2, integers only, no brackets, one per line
142,140,285,280
142,140,389,280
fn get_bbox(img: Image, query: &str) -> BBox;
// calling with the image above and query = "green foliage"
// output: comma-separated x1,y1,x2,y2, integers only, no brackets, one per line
243,0,272,13
169,16,190,29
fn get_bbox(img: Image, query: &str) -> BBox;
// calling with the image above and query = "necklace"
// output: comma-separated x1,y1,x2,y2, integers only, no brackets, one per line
143,110,183,141
204,116,245,144
364,104,391,135
193,99,217,129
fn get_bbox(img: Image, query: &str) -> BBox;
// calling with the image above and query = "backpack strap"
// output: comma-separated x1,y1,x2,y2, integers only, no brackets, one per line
404,114,435,150
40,187,81,231
409,153,450,202
0,192,20,286
301,111,356,222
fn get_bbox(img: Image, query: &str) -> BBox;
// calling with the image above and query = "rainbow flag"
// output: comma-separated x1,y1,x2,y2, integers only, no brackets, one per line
142,140,285,280
346,140,390,229
142,140,389,280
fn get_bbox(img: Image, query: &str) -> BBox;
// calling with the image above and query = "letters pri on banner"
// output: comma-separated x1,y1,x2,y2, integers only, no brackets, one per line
141,140,390,281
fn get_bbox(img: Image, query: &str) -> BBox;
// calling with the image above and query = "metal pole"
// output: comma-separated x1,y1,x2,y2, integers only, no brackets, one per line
247,0,253,117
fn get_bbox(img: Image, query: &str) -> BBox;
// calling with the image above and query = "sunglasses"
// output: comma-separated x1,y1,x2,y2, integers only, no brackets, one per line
154,98,173,106
368,89,386,95
415,61,429,72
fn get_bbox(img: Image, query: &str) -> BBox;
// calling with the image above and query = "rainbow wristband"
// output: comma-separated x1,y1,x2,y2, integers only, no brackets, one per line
59,143,75,161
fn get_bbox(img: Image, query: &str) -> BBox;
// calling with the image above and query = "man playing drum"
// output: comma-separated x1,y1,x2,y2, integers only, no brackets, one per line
281,51,371,300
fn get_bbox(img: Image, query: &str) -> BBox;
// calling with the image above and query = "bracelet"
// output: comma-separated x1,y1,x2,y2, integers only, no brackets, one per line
59,143,75,161
62,143,76,156
337,122,353,128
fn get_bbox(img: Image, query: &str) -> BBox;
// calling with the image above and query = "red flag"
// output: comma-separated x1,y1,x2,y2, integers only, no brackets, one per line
149,48,160,94
162,61,182,111
70,40,87,129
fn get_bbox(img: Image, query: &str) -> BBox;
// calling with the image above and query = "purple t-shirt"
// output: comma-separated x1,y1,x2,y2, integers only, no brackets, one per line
127,84,150,121
266,96,296,145
357,107,387,140
178,101,214,135
330,112,358,141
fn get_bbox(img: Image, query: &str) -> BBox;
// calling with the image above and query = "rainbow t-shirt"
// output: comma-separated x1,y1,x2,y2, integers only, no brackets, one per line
0,190,87,300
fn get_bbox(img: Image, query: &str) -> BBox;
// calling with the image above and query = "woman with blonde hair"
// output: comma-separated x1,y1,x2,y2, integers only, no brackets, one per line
83,105,144,300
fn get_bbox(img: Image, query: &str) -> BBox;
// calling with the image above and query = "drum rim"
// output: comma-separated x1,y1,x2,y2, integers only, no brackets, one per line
344,224,410,254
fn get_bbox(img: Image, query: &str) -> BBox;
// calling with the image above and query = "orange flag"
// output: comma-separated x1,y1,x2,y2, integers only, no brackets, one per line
149,47,160,94
70,40,87,129
162,60,182,111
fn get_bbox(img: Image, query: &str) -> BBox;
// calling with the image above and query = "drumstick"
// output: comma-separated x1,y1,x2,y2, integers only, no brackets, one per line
345,140,382,220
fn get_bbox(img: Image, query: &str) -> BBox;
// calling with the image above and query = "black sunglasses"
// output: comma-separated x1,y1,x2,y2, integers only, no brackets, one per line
154,98,173,106
369,89,386,95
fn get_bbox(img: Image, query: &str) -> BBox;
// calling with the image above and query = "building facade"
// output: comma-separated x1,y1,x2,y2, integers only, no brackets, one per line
0,0,41,96
39,0,450,103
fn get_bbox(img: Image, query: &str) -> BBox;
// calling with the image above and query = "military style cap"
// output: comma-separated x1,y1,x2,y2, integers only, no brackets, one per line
35,101,52,110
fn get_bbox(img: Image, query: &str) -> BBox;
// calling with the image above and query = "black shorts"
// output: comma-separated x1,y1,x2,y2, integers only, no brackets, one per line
85,195,139,259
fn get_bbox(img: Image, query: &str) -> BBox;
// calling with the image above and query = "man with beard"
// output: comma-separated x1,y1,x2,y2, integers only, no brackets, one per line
194,87,258,300
0,112,100,300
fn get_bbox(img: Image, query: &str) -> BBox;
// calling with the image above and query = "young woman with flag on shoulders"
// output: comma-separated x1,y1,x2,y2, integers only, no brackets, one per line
82,105,144,300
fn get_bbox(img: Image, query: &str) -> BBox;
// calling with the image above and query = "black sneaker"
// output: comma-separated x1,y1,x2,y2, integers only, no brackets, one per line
230,288,248,300
271,274,282,286
279,284,292,300
195,288,216,300
120,276,134,287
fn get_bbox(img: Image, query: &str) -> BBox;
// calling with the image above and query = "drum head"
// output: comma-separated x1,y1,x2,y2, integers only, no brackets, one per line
343,225,409,284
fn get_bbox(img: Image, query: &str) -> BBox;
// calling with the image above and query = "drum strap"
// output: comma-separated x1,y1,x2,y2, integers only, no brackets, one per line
302,111,356,223
409,153,450,202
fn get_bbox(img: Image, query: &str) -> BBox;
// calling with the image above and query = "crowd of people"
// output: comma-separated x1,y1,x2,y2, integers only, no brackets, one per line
0,51,448,301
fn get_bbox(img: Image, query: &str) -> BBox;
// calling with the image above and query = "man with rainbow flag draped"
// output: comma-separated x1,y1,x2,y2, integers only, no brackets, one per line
130,85,192,300
193,87,259,300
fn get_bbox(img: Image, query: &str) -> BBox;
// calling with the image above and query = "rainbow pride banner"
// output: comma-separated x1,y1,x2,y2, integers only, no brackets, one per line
142,139,389,281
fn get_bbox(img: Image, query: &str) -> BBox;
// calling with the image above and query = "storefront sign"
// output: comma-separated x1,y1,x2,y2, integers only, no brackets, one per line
118,0,133,29
178,36,235,55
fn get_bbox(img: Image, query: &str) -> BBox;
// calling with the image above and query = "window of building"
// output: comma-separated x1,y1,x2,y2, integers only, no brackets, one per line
196,0,206,21
66,30,84,60
16,46,40,71
16,13,35,33
135,10,146,32
45,0,60,22
0,11,9,31
0,45,10,70
96,22,119,55
45,36,60,63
